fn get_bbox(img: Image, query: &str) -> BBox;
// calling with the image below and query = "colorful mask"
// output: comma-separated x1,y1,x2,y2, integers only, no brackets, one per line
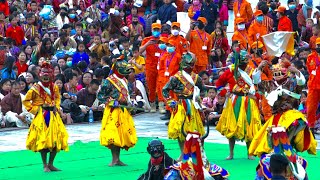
147,139,164,158
39,62,54,87
180,52,196,70
112,59,133,77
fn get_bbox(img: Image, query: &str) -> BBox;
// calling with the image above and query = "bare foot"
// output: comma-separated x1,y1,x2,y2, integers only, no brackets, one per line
225,156,234,160
115,161,127,166
108,162,117,167
44,166,51,172
48,165,61,171
248,155,255,160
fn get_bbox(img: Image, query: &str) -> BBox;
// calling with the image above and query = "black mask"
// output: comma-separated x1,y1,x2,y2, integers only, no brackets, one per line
316,47,320,53
197,21,205,30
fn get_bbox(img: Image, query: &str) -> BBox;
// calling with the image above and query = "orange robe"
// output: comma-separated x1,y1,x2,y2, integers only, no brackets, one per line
157,52,181,102
168,35,189,55
232,29,249,50
189,29,212,73
306,52,320,128
141,36,162,102
248,22,268,47
278,16,293,32
233,0,253,29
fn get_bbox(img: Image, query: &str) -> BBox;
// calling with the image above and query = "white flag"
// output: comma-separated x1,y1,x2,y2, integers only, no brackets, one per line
262,31,295,57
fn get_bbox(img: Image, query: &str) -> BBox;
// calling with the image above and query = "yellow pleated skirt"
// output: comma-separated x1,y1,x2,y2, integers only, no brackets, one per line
26,108,69,152
216,95,261,142
100,106,137,150
168,100,205,141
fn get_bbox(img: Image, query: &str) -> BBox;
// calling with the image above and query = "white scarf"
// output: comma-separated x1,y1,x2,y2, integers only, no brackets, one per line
182,70,201,110
113,74,131,105
38,82,51,96
265,85,301,106
237,67,256,95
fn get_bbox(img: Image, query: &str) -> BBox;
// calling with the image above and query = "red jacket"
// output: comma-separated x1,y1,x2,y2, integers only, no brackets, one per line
6,25,25,45
278,16,293,32
15,61,28,76
0,2,9,17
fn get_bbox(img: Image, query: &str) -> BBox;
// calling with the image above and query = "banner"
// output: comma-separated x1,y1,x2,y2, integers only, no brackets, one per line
262,31,295,57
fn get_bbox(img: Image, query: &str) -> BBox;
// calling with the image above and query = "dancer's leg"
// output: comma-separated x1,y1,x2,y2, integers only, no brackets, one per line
246,141,255,160
40,149,50,172
177,140,185,161
48,150,61,171
226,138,235,160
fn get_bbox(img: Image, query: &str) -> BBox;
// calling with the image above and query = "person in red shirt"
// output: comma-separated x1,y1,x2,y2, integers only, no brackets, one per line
306,37,320,134
6,15,25,46
139,23,162,112
276,6,293,32
0,0,9,17
16,52,29,76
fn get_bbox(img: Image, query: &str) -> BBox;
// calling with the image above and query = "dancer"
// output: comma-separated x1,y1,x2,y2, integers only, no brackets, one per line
98,56,137,166
215,49,262,160
162,52,205,161
138,139,176,180
23,62,69,172
249,60,317,179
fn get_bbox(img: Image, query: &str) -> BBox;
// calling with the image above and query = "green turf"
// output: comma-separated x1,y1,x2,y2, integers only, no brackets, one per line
0,137,318,180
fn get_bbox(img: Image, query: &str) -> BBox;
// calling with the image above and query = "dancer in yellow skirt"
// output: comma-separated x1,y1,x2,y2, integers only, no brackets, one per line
23,62,69,172
98,56,137,166
162,52,205,161
215,50,262,160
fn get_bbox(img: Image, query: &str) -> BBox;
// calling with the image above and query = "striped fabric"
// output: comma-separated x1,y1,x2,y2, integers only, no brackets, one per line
252,15,274,33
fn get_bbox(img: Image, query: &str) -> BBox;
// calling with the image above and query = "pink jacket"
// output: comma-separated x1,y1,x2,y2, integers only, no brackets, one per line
219,4,229,24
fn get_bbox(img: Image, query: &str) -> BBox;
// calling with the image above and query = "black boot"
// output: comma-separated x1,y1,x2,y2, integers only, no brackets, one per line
160,110,171,120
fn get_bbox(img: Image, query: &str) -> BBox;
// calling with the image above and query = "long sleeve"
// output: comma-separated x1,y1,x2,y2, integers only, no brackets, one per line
170,5,177,22
252,69,262,84
23,89,40,115
296,71,306,86
162,76,178,99
54,85,61,109
215,69,233,91
0,96,11,115
97,79,112,103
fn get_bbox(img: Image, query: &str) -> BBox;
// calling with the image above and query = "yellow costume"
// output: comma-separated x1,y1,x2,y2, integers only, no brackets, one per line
249,110,317,157
98,73,137,150
23,84,69,152
163,71,205,141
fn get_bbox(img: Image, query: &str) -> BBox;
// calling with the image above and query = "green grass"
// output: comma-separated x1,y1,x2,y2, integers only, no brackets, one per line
0,137,318,180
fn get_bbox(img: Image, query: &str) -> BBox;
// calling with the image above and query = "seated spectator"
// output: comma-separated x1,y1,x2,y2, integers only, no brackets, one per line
0,78,11,99
77,60,89,73
76,72,93,91
89,35,110,60
64,72,78,100
207,89,227,126
93,68,105,83
17,76,28,95
0,81,33,127
76,79,103,121
16,52,29,76
53,64,62,77
1,56,17,80
72,42,90,66
101,56,111,78
53,31,77,51
88,52,102,71
301,18,314,43
269,154,289,180
199,71,210,86
6,15,24,46
202,87,217,114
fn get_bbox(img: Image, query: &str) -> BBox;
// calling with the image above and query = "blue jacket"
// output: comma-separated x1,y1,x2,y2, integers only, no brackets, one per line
1,68,17,80
157,3,177,24
72,52,90,66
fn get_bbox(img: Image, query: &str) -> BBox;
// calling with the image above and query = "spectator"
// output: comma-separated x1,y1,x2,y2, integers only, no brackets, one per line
286,0,300,33
212,27,229,54
84,0,101,23
199,71,210,85
6,15,25,46
232,18,249,50
248,10,268,46
0,12,5,37
301,18,314,43
129,15,144,43
76,72,93,91
157,0,177,24
269,154,289,180
53,32,77,51
16,52,28,76
276,6,293,32
88,52,102,71
129,45,145,83
1,56,17,80
23,44,33,63
218,0,229,31
101,56,111,78
200,0,219,34
72,42,90,66
0,78,11,99
89,35,110,60
56,6,70,30
33,38,55,64
0,0,9,17
186,17,212,73
77,60,89,73
297,0,320,32
23,13,39,41
188,0,202,22
309,24,320,50
1,81,33,128
233,0,253,29
17,76,28,95
63,72,78,101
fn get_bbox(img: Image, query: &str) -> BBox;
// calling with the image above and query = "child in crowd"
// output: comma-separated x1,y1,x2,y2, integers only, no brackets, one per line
129,46,145,84
72,42,90,66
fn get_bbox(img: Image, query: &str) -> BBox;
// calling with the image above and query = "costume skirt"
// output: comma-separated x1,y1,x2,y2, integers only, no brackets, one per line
100,106,137,150
216,94,261,142
26,108,69,152
168,99,205,141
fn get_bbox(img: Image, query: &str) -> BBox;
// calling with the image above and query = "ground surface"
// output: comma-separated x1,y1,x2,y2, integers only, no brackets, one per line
0,113,319,180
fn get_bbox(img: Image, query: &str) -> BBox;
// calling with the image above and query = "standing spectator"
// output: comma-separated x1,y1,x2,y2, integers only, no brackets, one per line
248,10,268,46
15,52,28,76
212,27,229,54
188,0,202,22
56,7,70,30
157,0,177,24
218,0,229,30
309,24,320,50
269,2,279,31
306,37,320,134
232,18,249,50
186,17,212,73
200,0,219,34
0,0,9,17
6,15,25,46
276,6,293,32
129,46,145,83
168,22,189,55
1,56,16,80
286,0,300,33
233,0,253,29
258,3,274,33
301,18,314,43
128,15,144,43
139,23,162,112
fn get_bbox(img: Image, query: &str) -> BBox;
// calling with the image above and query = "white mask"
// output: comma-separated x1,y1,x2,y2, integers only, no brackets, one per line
171,29,180,36
238,24,245,30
